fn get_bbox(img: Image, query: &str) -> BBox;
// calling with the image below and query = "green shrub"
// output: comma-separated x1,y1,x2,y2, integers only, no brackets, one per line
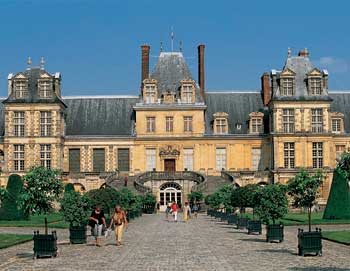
231,184,258,216
61,190,90,227
64,183,75,194
84,187,119,215
141,193,157,207
254,184,288,224
0,174,25,220
188,191,203,203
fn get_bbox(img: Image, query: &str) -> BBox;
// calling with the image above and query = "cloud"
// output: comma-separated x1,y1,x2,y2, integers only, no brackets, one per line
315,56,349,74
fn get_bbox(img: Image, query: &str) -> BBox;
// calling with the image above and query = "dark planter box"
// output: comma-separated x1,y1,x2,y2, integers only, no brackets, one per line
143,206,155,214
69,226,87,244
220,212,229,222
247,220,262,235
298,228,322,256
266,223,284,243
227,214,238,225
237,217,250,229
33,231,58,259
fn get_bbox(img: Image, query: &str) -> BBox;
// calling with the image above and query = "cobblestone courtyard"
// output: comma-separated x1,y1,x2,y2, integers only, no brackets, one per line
0,214,349,271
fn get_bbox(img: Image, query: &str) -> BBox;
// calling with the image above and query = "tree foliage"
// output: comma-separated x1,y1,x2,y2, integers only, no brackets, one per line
287,169,323,231
188,191,204,203
64,183,75,194
254,184,288,224
18,167,63,216
0,174,25,220
0,187,7,203
61,190,91,227
231,184,258,213
141,193,157,207
205,184,235,210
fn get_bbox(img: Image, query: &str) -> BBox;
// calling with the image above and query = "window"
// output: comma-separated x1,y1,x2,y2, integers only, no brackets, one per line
69,149,80,172
146,148,156,171
251,148,261,170
184,116,193,132
40,111,52,136
216,148,226,171
118,148,130,171
14,111,25,137
14,80,28,98
335,145,345,161
39,80,52,98
145,85,156,103
282,109,295,133
284,142,295,169
309,77,322,95
165,116,174,133
14,144,25,171
146,117,155,133
332,119,341,133
93,148,105,172
182,85,193,103
312,142,323,169
40,144,51,169
311,109,323,133
183,148,194,171
251,118,262,133
281,78,294,96
216,118,227,134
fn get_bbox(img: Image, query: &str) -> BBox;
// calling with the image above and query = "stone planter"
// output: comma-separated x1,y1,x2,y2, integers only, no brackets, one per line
237,217,250,229
247,220,262,235
298,228,322,256
69,226,87,244
266,223,284,243
33,231,58,259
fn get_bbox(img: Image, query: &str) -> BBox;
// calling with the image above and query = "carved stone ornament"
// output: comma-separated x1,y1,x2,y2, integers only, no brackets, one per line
159,145,180,156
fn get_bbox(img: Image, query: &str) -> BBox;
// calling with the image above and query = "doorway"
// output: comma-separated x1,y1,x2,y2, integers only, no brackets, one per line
159,182,182,211
164,159,176,172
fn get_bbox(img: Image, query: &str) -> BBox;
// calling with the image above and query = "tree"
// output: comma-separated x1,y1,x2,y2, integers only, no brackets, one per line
205,185,235,210
18,167,63,234
231,184,257,217
188,191,204,204
287,169,323,232
0,174,25,220
61,190,91,227
324,151,350,219
254,184,288,224
64,183,75,194
141,193,157,207
0,187,8,204
84,187,119,215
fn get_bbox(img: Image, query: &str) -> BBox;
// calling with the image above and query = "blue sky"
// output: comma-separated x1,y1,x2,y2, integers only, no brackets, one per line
0,0,349,96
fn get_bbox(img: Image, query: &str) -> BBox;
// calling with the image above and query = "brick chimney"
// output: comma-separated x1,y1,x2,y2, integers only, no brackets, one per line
198,44,205,100
261,72,271,106
141,44,150,91
298,48,309,57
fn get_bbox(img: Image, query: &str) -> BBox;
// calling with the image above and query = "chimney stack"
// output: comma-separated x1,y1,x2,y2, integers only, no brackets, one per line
198,44,205,100
261,72,271,107
141,44,150,91
298,48,309,57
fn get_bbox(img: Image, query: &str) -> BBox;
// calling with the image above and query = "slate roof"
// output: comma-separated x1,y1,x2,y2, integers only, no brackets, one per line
329,92,350,133
63,96,139,136
150,52,203,102
273,56,332,102
3,67,66,106
205,92,265,134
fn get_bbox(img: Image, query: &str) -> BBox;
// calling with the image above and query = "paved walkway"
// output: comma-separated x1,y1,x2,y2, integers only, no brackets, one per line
0,214,349,271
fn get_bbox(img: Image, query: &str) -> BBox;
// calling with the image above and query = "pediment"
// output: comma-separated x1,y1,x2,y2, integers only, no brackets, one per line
213,112,229,118
280,68,296,77
307,68,322,77
13,72,27,79
39,72,53,79
249,111,264,117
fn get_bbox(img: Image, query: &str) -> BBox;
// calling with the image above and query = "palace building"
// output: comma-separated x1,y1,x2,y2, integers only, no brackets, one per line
0,45,349,210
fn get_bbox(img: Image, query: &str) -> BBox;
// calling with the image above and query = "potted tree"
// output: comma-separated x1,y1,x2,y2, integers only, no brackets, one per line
244,184,262,235
231,186,251,229
61,190,90,244
254,184,288,242
287,169,323,256
18,167,63,259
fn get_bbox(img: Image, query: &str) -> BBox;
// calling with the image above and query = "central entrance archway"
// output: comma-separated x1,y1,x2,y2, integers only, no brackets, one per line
159,182,182,211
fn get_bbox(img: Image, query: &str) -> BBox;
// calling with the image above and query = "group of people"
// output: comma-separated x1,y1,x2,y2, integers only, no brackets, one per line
89,205,128,247
165,201,199,222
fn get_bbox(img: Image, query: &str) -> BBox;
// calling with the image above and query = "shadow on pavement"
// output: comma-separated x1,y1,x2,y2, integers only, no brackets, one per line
16,253,33,259
288,268,350,271
239,238,266,243
255,248,296,255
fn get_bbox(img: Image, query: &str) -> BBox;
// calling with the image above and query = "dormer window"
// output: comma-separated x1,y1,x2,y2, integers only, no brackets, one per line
330,112,344,134
309,77,322,95
14,80,28,98
181,80,195,103
143,79,158,104
249,112,264,134
39,80,52,98
213,112,228,134
281,78,294,96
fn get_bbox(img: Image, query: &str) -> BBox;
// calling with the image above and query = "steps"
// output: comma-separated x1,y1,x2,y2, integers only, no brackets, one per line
108,176,141,194
201,176,233,195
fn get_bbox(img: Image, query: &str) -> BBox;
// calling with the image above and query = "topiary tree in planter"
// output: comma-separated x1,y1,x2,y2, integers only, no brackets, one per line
231,186,253,229
17,166,63,258
85,187,119,215
323,151,350,219
254,184,288,241
0,174,25,220
287,169,323,256
61,190,91,244
188,191,204,204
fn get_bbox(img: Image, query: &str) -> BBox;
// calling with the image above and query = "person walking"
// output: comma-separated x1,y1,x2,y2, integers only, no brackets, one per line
124,177,128,187
171,201,178,222
192,203,199,219
165,202,171,221
89,206,106,247
109,205,128,246
183,202,191,222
